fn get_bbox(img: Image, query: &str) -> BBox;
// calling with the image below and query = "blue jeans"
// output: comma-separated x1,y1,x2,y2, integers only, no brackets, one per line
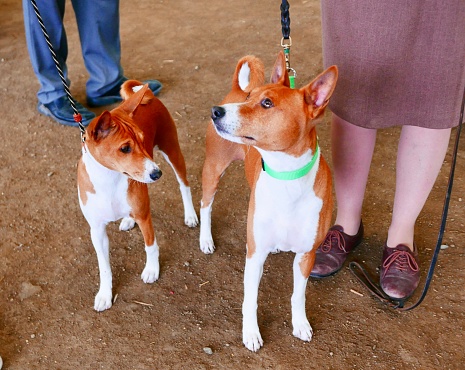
23,0,125,104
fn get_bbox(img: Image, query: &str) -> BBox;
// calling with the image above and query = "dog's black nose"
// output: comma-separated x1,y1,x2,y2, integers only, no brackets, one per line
211,106,226,122
150,169,162,181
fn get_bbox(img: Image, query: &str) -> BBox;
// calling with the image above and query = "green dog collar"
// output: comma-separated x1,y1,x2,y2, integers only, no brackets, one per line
261,144,319,180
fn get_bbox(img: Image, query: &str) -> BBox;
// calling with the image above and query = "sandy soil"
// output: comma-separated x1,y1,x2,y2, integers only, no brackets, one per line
1,0,464,369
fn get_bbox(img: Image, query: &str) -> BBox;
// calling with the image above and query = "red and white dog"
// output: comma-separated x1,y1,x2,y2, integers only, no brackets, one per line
199,53,337,351
78,81,198,312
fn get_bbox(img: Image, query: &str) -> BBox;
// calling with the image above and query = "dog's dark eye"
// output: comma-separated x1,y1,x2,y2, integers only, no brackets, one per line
120,145,131,154
261,98,274,109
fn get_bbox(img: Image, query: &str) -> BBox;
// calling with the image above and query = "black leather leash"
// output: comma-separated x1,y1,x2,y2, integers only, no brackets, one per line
30,0,86,142
350,86,465,311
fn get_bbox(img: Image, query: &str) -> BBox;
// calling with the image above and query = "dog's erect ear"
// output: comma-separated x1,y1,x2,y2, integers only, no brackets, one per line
301,65,338,119
232,55,265,93
92,111,114,141
270,51,290,87
121,83,150,116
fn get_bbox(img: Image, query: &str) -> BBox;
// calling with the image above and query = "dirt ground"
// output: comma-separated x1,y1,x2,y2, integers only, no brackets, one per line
1,0,465,369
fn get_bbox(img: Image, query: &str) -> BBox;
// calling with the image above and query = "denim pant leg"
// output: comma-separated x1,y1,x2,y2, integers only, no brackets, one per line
22,0,69,104
72,0,124,98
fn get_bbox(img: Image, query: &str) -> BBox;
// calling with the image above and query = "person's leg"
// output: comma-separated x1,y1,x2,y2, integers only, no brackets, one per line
381,125,451,299
23,0,95,126
72,0,161,106
71,0,124,98
22,0,68,104
332,114,377,235
311,113,376,277
388,126,451,249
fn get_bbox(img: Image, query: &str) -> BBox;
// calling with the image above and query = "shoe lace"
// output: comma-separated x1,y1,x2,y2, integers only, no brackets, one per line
382,249,419,276
321,229,346,253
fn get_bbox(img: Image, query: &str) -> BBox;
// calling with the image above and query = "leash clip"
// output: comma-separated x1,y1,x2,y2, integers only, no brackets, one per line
281,37,296,88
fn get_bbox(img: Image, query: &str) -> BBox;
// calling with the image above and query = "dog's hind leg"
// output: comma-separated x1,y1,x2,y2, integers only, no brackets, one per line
90,224,113,312
156,127,198,228
199,124,244,254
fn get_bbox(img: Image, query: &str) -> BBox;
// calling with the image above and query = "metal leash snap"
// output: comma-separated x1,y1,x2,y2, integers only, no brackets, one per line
280,39,296,88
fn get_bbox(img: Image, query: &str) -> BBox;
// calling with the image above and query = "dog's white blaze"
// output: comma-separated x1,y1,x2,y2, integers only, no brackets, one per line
213,103,244,144
238,62,251,91
253,147,322,254
132,85,144,93
143,158,161,183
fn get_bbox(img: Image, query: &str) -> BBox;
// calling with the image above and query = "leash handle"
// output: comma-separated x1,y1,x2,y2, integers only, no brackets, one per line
280,0,296,88
30,0,86,141
350,85,465,311
280,0,291,39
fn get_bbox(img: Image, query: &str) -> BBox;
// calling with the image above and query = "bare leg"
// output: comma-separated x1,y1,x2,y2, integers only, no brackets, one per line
332,114,377,234
387,126,451,250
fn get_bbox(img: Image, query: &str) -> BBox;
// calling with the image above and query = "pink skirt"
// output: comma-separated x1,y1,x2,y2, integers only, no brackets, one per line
321,0,465,129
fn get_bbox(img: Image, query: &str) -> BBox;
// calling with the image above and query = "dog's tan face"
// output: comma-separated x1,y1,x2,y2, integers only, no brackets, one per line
87,111,161,183
213,85,314,152
211,53,338,156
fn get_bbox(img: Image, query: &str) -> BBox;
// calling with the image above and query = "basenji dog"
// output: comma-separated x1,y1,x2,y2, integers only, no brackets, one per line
78,80,198,312
199,52,337,351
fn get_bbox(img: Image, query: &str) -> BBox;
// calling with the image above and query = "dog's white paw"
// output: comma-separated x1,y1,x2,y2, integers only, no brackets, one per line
119,217,136,231
292,320,313,342
141,265,159,283
243,329,264,352
185,213,199,228
199,238,215,254
94,290,113,312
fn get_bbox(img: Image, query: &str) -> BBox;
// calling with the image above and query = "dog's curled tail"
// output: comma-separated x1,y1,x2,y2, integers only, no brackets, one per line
120,80,153,104
232,55,265,93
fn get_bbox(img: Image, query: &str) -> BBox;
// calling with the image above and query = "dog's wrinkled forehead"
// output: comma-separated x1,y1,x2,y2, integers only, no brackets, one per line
245,84,295,105
111,112,144,141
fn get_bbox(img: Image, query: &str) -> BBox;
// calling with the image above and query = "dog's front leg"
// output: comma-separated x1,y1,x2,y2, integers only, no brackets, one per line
90,224,113,312
242,248,268,352
291,252,314,342
137,216,160,283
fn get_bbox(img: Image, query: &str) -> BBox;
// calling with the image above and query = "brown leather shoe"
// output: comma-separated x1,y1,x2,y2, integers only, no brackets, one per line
380,243,420,300
310,222,364,278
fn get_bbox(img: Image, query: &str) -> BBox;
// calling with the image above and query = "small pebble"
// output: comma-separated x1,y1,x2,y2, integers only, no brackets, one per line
184,261,190,267
0,355,3,369
440,244,449,250
203,347,213,355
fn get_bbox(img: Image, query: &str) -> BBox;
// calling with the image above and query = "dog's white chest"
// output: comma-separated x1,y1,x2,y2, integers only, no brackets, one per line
252,166,322,254
79,153,132,226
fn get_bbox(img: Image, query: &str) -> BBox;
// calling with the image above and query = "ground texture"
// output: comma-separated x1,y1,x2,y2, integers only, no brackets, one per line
1,0,465,369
